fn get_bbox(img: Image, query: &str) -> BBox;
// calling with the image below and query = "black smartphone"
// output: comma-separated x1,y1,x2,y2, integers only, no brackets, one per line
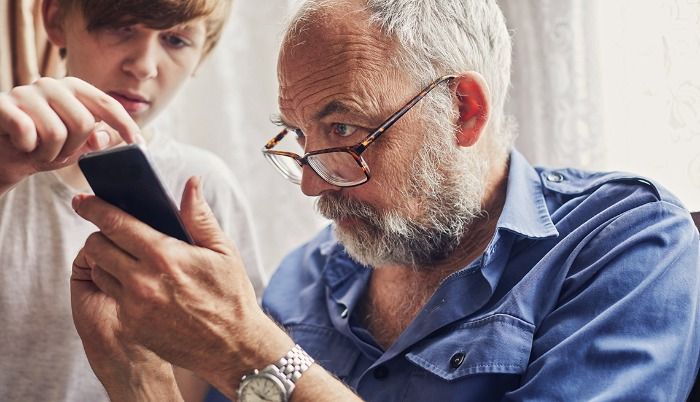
78,144,194,244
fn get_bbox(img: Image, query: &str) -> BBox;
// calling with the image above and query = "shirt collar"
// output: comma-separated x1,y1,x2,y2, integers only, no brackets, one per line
316,149,561,359
497,149,559,240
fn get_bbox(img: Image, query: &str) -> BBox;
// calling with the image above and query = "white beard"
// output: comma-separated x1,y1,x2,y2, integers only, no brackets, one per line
316,124,488,268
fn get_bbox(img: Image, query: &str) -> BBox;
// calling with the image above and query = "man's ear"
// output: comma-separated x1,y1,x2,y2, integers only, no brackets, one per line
42,0,67,48
453,72,491,148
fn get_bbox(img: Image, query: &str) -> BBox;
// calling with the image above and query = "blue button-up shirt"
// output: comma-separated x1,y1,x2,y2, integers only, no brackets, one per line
262,150,700,401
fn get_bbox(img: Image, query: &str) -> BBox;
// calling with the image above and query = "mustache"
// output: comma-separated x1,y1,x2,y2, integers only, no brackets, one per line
315,193,381,222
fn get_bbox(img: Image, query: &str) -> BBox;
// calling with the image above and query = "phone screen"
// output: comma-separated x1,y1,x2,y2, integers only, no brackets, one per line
78,145,193,244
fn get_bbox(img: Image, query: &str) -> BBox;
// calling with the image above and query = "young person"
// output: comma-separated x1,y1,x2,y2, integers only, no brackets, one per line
0,0,265,400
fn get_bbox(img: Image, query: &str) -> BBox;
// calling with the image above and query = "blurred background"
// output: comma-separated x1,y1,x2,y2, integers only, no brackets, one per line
3,0,699,275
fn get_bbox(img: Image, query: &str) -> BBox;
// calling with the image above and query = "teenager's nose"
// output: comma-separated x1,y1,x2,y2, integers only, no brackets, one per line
122,36,159,81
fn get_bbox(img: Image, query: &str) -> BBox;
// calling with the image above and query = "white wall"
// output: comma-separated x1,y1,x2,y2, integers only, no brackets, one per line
596,0,700,209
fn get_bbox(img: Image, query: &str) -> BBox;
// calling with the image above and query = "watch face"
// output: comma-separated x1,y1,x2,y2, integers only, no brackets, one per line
240,375,286,402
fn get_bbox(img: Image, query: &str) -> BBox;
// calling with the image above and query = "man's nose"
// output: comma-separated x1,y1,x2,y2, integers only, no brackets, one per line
300,165,340,197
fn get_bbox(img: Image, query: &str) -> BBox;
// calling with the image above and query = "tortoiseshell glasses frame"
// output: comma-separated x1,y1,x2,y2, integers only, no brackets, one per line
262,74,457,187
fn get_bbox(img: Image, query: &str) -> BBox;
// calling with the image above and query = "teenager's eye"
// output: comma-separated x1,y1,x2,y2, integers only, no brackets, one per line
330,123,359,138
162,34,190,49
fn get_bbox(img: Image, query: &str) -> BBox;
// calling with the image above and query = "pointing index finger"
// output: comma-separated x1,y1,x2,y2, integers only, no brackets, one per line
63,77,141,145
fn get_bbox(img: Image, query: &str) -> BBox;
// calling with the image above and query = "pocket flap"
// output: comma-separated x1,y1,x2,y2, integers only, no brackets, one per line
406,314,534,381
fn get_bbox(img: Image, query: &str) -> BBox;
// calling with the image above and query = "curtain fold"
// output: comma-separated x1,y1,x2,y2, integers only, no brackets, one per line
0,0,62,92
499,0,606,170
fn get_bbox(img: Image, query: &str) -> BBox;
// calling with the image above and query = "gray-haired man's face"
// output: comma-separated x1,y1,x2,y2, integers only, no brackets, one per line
276,5,487,267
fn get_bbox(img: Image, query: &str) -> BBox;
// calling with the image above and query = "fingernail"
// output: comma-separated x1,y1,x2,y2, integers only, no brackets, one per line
197,176,204,201
95,130,110,149
72,194,86,211
134,133,146,145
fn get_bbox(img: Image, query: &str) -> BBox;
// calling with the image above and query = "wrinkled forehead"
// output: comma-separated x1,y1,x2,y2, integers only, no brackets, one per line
277,3,406,123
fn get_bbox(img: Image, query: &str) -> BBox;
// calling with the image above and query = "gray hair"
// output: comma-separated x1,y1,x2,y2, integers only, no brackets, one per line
286,0,515,157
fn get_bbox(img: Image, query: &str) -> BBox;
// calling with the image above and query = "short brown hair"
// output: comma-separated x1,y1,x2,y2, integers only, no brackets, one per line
57,0,232,56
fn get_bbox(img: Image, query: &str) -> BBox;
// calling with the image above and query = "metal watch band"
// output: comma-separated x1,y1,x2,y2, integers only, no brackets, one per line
275,344,314,383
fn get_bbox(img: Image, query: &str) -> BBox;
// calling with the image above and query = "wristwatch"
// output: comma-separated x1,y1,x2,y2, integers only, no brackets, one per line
237,344,314,402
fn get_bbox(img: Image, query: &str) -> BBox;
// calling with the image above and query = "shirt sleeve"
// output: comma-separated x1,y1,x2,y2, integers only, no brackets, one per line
504,200,700,401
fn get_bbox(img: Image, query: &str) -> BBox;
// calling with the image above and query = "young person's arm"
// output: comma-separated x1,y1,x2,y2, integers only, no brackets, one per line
71,248,184,402
0,77,141,197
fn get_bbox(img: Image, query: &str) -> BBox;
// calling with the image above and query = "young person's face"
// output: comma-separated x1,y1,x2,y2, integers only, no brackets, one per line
52,8,208,127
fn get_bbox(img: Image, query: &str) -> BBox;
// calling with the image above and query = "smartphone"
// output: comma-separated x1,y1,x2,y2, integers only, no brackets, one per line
78,144,194,244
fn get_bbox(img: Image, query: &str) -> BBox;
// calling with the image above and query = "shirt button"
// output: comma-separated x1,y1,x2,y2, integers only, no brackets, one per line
546,172,564,183
340,307,349,319
450,352,466,369
373,365,389,379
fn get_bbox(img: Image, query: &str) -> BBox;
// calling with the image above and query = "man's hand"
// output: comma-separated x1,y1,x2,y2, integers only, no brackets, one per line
71,249,184,402
71,177,293,396
0,77,142,195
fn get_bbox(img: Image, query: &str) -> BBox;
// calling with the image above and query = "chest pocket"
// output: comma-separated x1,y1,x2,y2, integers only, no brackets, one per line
407,314,534,379
287,324,360,381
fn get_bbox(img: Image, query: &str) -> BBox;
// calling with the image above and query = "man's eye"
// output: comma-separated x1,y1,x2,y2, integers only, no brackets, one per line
331,123,359,138
162,34,190,48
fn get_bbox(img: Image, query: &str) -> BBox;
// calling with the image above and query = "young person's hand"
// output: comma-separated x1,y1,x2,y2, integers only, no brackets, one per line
71,248,185,402
0,77,142,195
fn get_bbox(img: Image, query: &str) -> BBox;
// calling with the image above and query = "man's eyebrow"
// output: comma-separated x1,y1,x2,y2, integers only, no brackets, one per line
272,100,368,128
315,100,366,120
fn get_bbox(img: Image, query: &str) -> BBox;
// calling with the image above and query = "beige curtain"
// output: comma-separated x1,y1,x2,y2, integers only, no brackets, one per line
0,0,63,92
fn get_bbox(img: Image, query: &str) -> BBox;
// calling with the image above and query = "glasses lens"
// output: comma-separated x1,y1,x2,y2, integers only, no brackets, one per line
263,130,306,184
308,151,367,186
264,152,302,184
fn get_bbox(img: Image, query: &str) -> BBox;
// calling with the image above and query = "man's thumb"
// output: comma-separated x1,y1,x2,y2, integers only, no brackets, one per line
180,176,232,254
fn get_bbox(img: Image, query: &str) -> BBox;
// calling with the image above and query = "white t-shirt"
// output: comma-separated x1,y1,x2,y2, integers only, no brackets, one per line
0,131,266,401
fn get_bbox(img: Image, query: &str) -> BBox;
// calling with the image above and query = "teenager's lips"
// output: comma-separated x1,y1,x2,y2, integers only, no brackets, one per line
108,91,151,114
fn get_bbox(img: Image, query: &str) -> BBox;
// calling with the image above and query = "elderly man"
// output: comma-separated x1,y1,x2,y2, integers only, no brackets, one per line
70,0,700,401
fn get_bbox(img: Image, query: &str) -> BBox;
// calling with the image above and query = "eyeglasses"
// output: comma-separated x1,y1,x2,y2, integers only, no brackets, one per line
262,74,457,187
